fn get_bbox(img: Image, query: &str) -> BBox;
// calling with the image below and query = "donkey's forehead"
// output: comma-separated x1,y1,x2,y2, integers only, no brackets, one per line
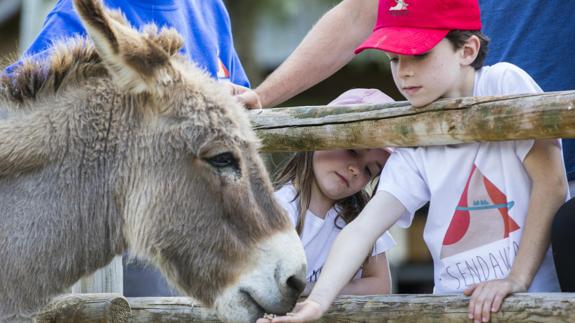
165,91,243,128
159,96,258,152
162,67,256,138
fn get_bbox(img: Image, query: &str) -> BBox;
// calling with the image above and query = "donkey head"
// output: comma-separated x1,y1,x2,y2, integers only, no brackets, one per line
73,0,307,320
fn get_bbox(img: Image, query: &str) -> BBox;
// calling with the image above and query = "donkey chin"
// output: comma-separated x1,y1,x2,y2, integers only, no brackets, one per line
214,230,307,322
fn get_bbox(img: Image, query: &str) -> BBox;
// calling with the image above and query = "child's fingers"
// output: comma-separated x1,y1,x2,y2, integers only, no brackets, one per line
467,279,516,322
271,317,297,322
491,292,505,313
473,292,487,323
468,283,484,320
464,284,477,296
268,301,323,323
480,290,497,322
271,314,309,323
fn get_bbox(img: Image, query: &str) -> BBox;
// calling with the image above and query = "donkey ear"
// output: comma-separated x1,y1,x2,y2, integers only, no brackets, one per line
141,25,185,57
73,0,171,93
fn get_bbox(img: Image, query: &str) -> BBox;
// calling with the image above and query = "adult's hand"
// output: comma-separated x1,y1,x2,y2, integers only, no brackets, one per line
226,83,262,109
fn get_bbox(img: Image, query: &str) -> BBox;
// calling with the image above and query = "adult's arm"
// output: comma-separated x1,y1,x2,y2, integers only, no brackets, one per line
240,0,378,108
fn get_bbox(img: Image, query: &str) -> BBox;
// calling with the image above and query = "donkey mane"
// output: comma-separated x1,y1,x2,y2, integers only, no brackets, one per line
1,21,184,107
1,38,103,105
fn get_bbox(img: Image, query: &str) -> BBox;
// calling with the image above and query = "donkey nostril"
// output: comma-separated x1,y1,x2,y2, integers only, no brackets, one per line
286,275,306,295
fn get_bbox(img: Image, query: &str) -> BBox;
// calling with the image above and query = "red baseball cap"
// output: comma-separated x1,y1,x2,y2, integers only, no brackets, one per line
355,0,482,55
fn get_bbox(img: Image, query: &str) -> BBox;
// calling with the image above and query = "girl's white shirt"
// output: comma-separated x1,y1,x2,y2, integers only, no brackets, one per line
275,184,396,283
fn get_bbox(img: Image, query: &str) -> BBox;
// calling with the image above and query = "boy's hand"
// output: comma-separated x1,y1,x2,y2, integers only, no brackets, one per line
464,277,527,323
255,299,324,323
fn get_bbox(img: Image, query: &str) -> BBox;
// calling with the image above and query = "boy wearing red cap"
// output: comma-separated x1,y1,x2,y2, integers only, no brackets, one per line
258,1,568,323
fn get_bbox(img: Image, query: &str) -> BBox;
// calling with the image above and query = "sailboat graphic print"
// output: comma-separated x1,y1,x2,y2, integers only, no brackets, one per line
440,165,520,259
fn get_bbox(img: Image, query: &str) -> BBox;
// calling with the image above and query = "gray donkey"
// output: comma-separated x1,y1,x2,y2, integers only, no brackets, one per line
0,0,307,322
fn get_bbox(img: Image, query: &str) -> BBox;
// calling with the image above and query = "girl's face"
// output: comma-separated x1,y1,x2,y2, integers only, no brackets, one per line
386,38,471,107
312,149,390,202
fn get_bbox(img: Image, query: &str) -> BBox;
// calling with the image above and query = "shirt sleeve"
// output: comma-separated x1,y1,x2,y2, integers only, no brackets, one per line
488,63,560,161
274,185,299,227
489,62,543,95
514,140,536,162
377,149,430,228
371,231,396,255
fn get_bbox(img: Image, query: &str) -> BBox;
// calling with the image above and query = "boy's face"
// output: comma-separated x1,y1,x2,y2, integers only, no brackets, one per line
386,38,470,107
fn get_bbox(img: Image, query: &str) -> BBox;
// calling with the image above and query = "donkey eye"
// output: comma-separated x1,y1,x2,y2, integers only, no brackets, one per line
206,152,237,169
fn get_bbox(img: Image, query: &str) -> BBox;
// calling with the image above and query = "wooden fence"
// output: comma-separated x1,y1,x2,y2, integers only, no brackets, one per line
251,91,575,151
50,91,575,322
36,293,575,322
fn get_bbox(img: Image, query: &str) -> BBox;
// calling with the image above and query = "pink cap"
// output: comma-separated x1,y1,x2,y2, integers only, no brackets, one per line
328,88,394,106
328,89,394,152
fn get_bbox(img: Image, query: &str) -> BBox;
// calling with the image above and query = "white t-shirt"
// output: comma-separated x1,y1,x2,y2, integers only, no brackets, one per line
378,63,563,294
275,184,396,284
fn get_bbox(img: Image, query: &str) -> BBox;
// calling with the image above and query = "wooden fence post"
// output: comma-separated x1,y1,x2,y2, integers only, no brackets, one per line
34,294,131,323
70,256,123,294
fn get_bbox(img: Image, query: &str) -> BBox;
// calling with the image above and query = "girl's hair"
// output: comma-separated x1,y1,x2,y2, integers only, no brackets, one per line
445,30,490,70
273,151,371,236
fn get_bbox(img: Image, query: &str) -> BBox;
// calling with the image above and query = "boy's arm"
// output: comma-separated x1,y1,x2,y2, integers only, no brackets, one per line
465,139,567,323
262,191,405,323
239,0,378,109
510,139,567,288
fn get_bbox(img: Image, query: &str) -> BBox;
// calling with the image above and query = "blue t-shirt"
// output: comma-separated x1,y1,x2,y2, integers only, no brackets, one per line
480,1,575,180
5,0,249,87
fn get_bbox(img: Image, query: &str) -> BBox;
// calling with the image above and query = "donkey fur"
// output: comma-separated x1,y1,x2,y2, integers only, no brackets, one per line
0,0,305,321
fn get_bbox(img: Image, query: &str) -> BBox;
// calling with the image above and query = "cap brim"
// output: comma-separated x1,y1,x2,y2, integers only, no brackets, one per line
354,27,449,55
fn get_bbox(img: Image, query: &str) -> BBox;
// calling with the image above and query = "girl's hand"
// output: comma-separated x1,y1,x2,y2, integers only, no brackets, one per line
255,299,325,323
464,277,527,323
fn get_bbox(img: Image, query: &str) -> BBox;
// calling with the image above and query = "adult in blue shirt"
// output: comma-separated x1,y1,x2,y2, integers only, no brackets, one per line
5,0,251,296
238,0,575,292
480,1,575,182
6,0,249,88
479,1,575,293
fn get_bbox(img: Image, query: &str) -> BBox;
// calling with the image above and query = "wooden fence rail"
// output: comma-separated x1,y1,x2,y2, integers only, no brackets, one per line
250,91,575,152
128,294,575,322
36,293,575,322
